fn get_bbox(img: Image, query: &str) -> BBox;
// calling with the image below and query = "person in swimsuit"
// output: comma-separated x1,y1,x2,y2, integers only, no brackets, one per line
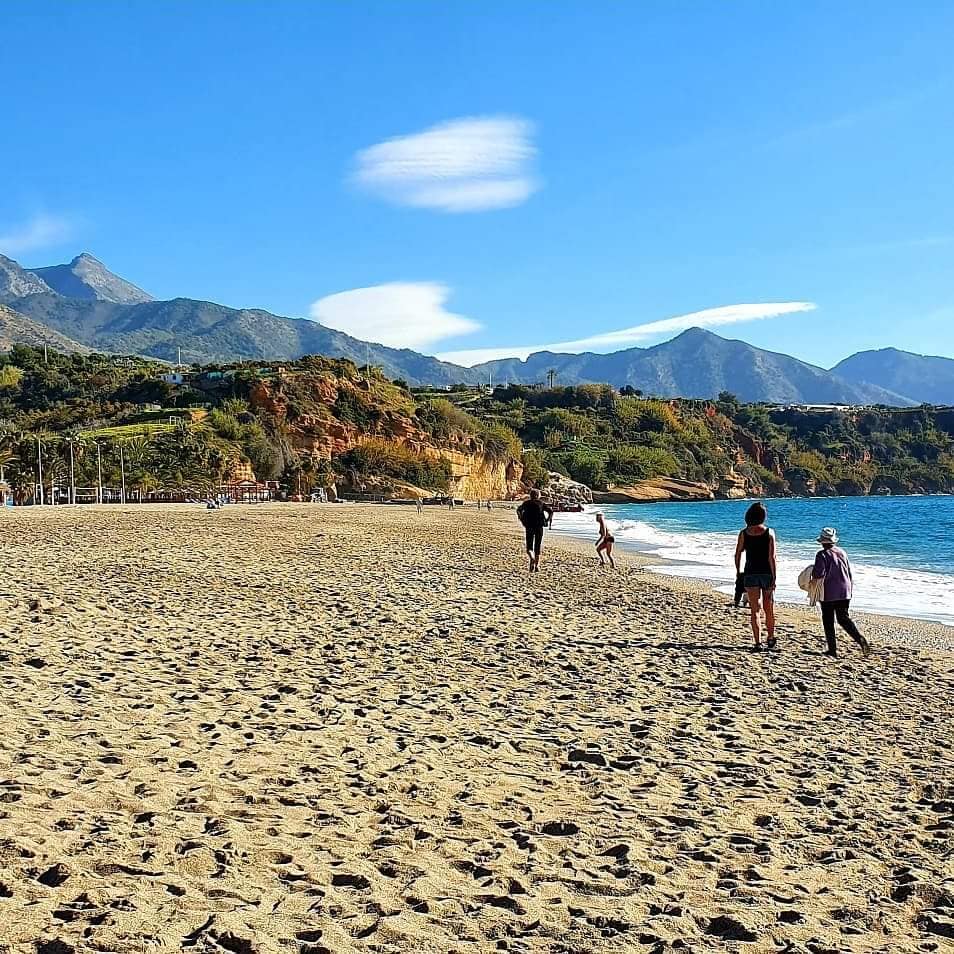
517,489,554,573
595,513,616,568
733,501,777,650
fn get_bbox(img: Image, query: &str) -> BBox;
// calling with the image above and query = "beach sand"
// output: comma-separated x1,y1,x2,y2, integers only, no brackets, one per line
0,503,952,953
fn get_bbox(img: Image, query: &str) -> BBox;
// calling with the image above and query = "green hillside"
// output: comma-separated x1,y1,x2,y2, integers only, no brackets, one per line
0,347,497,502
441,383,954,497
2,346,952,505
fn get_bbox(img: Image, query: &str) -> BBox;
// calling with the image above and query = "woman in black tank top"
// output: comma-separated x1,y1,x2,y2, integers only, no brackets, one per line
733,501,777,651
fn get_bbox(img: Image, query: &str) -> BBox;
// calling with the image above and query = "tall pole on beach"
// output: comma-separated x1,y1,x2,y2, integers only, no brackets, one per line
119,444,127,505
68,439,76,505
36,437,44,505
96,443,103,504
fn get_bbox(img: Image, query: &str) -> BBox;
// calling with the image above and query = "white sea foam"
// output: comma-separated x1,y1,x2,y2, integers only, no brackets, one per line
553,509,954,626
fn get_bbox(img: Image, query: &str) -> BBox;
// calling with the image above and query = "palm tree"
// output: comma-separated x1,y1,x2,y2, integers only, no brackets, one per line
30,430,56,504
0,430,32,503
137,472,161,500
0,445,12,485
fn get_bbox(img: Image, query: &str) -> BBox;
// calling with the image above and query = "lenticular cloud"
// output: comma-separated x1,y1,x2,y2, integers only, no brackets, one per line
353,116,540,212
310,282,481,350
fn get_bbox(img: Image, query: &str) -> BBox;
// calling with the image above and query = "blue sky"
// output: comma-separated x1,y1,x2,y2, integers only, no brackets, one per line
3,1,954,367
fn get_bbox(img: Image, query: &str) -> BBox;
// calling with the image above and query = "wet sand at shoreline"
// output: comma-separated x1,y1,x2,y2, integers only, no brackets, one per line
0,503,952,952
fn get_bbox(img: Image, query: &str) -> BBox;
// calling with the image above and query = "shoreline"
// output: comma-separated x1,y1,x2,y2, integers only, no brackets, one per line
546,500,954,635
546,515,954,653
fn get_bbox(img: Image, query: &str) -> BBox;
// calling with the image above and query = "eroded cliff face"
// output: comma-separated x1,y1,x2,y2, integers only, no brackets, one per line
732,427,784,478
434,448,523,499
248,377,522,498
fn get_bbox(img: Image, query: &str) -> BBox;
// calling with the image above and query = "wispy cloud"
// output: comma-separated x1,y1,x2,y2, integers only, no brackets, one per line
437,301,816,366
310,282,482,350
836,235,954,257
0,213,73,257
761,83,941,151
352,116,540,212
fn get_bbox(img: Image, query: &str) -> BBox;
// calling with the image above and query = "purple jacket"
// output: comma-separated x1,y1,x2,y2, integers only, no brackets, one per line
813,546,853,602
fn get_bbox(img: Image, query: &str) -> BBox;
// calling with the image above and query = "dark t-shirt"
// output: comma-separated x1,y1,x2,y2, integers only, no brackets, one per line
518,499,552,529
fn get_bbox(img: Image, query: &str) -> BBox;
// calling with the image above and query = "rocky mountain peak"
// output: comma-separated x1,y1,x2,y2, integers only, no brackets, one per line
27,252,154,304
0,253,55,302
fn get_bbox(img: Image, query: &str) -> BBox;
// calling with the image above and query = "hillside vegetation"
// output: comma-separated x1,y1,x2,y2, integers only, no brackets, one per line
2,346,953,504
0,304,90,355
438,383,954,497
0,347,516,502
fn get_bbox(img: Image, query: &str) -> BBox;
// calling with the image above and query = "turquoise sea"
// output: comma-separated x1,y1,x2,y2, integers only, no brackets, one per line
553,495,954,626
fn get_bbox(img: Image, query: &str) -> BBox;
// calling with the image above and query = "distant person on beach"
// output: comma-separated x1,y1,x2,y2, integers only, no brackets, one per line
517,489,554,573
734,501,777,650
416,497,423,514
595,513,616,568
812,527,871,658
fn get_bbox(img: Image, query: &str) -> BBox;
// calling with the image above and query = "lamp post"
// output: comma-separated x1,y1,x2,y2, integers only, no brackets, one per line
68,439,76,505
119,443,127,505
96,443,103,504
36,436,44,506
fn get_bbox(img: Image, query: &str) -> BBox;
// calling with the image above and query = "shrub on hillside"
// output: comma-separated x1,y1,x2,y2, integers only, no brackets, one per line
539,408,594,437
0,365,23,390
606,444,678,481
521,450,550,489
417,398,482,440
614,397,679,434
335,439,451,491
333,388,377,428
481,424,521,462
543,447,608,489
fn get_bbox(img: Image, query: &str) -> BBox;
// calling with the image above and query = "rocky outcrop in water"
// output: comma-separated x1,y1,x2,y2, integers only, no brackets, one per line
593,477,715,503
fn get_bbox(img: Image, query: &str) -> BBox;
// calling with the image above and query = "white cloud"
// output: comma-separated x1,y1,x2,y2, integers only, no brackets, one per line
0,213,73,256
437,301,816,366
353,116,539,212
310,282,482,350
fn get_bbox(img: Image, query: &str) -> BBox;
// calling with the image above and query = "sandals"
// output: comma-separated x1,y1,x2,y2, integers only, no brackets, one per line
766,636,778,650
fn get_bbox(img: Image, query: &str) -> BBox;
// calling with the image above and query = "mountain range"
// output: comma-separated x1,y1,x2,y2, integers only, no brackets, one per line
0,304,90,355
1,251,952,405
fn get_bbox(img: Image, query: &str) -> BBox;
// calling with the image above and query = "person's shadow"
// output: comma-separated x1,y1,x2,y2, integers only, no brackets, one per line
656,640,820,657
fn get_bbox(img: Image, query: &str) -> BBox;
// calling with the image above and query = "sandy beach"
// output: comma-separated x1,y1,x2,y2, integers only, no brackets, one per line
1,502,952,953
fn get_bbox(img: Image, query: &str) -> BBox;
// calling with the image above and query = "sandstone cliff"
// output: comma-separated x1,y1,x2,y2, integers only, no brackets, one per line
247,374,522,499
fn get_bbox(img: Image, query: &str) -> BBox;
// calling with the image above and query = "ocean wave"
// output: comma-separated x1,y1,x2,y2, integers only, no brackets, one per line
552,507,954,626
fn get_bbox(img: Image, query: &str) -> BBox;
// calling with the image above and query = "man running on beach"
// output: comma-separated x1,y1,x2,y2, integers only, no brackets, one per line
517,489,554,573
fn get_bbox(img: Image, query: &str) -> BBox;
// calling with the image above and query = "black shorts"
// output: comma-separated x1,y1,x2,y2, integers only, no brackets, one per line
525,525,544,556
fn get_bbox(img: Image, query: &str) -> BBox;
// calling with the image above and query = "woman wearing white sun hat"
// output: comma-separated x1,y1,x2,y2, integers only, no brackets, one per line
811,527,871,658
